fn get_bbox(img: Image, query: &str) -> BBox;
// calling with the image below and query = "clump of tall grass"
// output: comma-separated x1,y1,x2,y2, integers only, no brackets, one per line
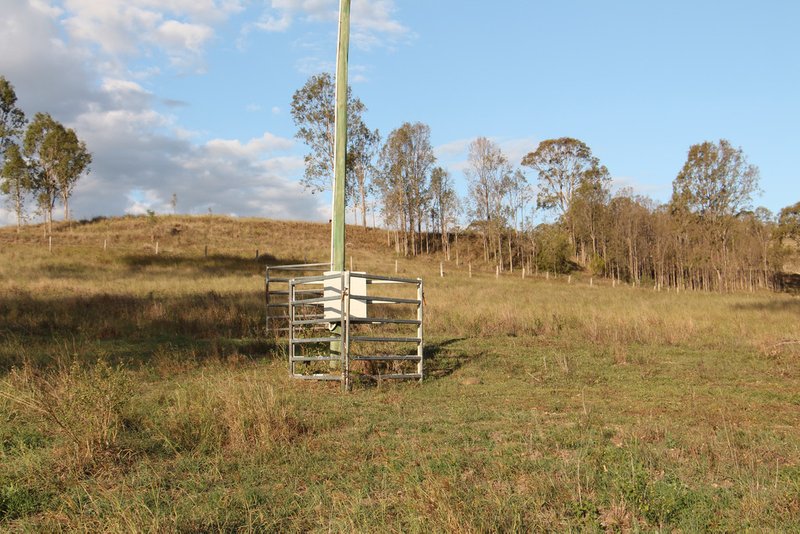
0,358,133,471
150,371,306,454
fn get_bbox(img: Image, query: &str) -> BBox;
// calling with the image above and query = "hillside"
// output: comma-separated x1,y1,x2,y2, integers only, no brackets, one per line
1,216,799,530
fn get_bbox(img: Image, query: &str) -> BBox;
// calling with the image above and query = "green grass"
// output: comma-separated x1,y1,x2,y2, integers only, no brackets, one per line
1,216,799,531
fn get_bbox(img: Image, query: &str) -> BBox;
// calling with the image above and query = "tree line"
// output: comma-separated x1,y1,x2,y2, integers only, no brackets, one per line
0,76,92,234
291,73,800,292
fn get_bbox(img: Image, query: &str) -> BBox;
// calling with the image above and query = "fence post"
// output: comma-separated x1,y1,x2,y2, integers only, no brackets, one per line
440,262,444,278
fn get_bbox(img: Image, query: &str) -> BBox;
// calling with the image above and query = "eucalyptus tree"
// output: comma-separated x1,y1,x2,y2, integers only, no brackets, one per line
672,140,760,220
376,122,435,255
0,76,26,156
501,169,531,271
521,137,608,257
24,113,91,231
0,143,32,231
570,164,611,262
0,76,29,229
428,166,459,257
348,121,380,228
290,72,367,194
777,201,800,241
671,139,760,289
465,137,511,263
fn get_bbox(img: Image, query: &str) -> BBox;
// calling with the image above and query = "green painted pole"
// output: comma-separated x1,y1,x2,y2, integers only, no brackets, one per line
331,0,350,273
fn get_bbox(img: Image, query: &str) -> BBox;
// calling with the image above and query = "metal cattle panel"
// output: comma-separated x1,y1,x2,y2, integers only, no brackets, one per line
285,271,423,390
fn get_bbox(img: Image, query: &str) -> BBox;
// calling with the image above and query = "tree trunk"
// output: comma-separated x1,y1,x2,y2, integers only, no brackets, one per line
15,194,22,233
63,193,70,222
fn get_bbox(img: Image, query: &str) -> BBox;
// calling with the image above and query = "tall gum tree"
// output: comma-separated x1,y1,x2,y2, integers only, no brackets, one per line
376,122,435,256
347,121,380,228
0,77,28,231
429,166,459,257
671,139,760,289
465,137,511,263
290,73,366,196
0,76,26,156
24,113,91,232
521,137,609,261
0,143,32,231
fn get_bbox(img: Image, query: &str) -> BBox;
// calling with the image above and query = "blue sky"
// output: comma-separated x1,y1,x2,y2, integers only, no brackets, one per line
1,0,798,225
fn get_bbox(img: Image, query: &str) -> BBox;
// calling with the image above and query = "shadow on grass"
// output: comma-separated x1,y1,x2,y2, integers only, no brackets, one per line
0,288,283,372
120,252,313,276
37,263,95,279
424,337,476,379
732,299,800,313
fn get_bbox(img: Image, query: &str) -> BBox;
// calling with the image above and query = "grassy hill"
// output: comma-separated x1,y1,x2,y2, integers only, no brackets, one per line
1,216,799,530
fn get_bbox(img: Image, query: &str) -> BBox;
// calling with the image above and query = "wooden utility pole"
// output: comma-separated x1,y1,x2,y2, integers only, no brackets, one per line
331,0,350,273
330,0,350,364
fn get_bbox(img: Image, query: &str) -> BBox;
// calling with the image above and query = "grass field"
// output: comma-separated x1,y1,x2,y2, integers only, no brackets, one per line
1,216,799,531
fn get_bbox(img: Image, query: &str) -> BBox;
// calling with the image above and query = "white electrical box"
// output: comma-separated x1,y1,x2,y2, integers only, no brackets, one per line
324,271,367,322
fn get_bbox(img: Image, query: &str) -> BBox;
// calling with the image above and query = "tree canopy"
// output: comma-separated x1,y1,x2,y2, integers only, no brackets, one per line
672,139,760,219
0,76,26,155
290,72,366,194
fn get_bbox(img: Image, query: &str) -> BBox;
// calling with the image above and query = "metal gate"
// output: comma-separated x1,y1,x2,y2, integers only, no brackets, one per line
265,263,329,336
283,271,424,390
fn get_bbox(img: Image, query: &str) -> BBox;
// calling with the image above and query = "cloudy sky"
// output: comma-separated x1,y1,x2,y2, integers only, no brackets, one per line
2,0,799,225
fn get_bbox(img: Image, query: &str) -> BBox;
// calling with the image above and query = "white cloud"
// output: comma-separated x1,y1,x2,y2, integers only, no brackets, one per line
256,13,292,32
156,20,214,54
206,132,295,159
56,0,242,72
0,0,326,224
435,138,472,159
0,0,97,119
254,0,409,50
499,136,539,166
